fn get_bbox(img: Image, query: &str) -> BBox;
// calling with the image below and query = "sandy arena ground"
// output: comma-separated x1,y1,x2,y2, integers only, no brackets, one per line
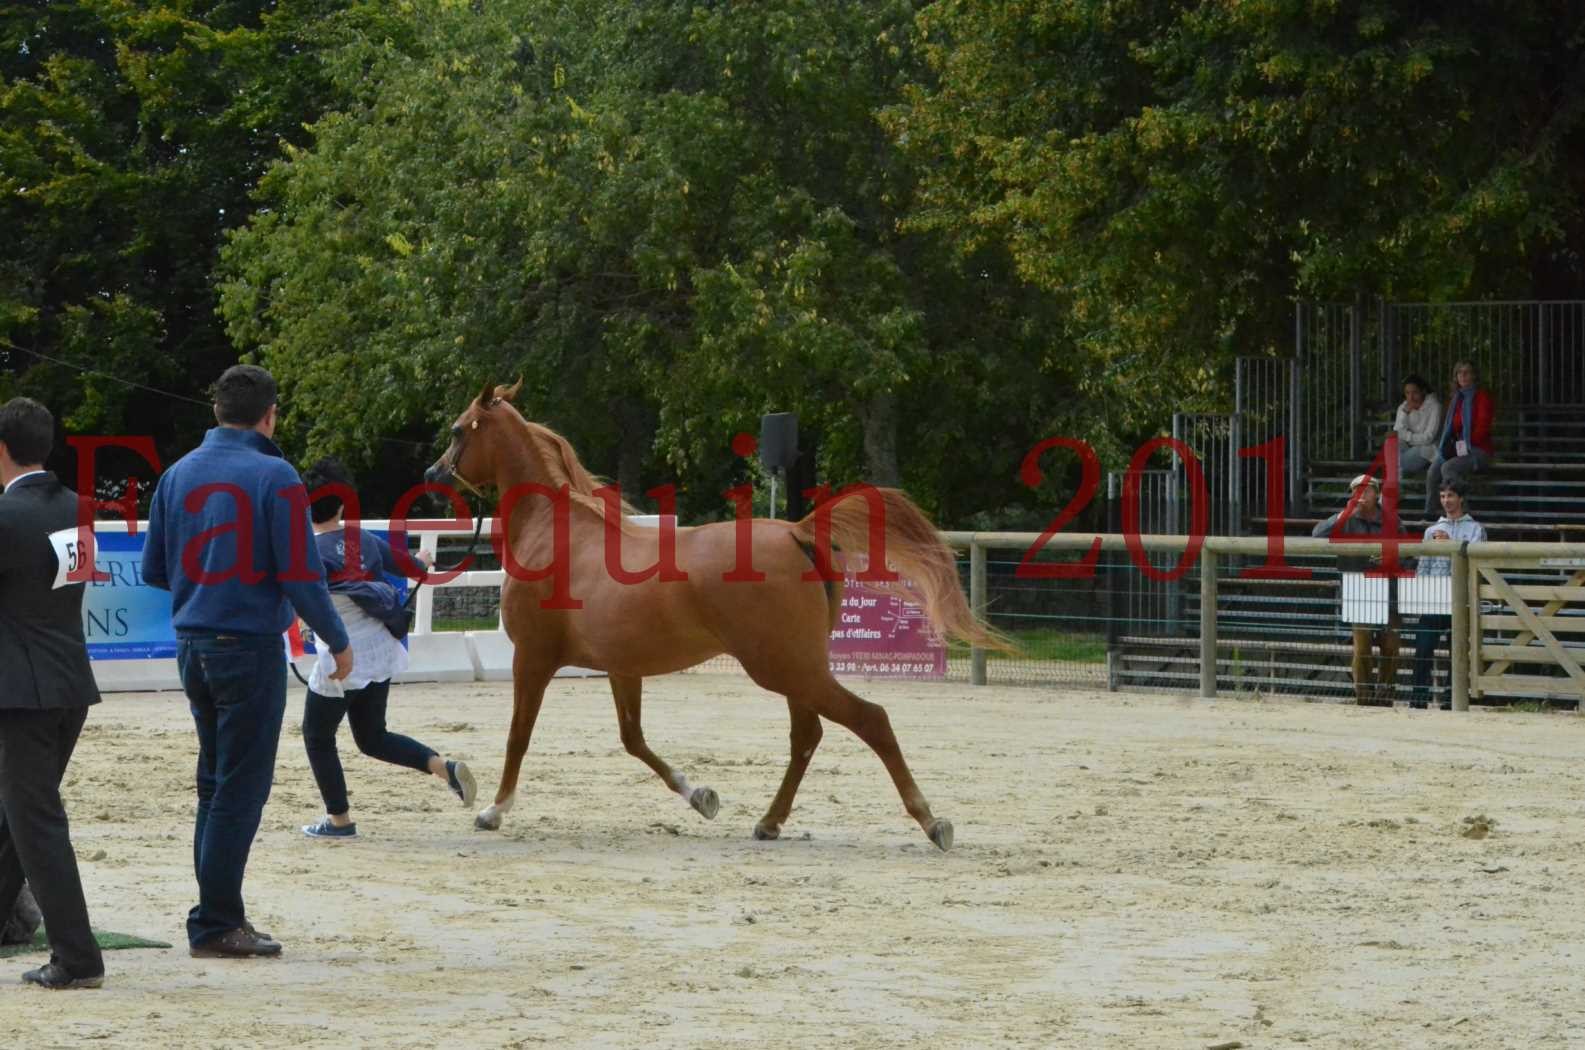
6,673,1585,1049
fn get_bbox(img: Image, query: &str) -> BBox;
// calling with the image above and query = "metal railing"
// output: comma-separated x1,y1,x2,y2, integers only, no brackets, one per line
1295,301,1365,467
948,530,1585,710
1171,412,1243,537
1235,300,1585,524
1383,300,1585,408
1235,354,1298,515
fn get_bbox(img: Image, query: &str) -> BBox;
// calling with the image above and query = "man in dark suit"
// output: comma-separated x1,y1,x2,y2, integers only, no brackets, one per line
0,396,104,989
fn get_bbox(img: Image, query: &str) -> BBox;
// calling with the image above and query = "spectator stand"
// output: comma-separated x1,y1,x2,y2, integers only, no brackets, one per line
1101,298,1585,706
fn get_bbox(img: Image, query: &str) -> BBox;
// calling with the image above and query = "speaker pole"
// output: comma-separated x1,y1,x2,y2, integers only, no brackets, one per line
759,412,798,520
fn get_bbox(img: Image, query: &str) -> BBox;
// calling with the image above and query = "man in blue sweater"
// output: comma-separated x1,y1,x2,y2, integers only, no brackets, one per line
143,365,352,959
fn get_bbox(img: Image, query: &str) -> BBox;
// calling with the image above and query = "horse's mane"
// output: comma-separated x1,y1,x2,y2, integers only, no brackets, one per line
497,402,643,532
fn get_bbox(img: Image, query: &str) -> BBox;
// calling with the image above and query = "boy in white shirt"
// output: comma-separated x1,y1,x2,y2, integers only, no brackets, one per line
1409,480,1485,708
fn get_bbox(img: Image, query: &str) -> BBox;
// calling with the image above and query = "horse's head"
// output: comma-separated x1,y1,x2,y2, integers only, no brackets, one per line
424,378,523,495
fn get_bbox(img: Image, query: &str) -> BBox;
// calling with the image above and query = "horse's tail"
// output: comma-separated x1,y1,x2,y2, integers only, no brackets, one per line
791,486,1015,653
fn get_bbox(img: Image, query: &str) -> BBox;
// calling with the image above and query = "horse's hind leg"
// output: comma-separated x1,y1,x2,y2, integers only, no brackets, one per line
476,657,554,831
753,699,823,841
610,674,719,820
805,676,952,851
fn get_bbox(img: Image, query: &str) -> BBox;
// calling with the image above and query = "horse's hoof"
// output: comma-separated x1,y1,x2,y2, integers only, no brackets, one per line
474,810,501,831
689,787,720,820
927,819,954,852
752,822,781,841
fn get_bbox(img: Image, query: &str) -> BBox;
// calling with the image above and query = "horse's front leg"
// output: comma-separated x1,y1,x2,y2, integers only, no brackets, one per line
476,657,555,831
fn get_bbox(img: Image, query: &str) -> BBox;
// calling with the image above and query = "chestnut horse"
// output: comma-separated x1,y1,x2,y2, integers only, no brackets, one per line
424,381,1006,850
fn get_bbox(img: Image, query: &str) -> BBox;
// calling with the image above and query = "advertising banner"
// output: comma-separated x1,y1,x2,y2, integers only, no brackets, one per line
827,572,946,679
82,527,406,661
84,530,175,660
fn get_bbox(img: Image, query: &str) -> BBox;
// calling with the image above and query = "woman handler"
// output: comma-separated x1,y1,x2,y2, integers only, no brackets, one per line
297,458,476,838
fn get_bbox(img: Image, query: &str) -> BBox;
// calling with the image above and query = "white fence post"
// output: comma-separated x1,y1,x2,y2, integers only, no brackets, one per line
413,529,439,635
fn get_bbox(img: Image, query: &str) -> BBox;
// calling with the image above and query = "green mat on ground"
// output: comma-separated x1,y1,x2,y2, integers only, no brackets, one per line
0,928,171,957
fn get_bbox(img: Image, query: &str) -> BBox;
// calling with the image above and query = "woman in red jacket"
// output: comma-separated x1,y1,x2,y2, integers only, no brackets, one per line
1423,360,1494,518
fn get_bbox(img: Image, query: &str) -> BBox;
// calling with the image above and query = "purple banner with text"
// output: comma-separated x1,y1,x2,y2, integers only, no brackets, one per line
827,573,945,679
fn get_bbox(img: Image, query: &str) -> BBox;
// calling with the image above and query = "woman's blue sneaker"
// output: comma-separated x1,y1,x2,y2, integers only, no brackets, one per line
302,816,357,839
446,760,477,807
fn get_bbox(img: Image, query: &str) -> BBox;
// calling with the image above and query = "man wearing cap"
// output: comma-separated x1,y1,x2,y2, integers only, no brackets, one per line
1312,474,1400,705
1410,479,1485,709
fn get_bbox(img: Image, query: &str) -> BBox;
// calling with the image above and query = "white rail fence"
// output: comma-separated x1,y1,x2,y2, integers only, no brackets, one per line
88,517,608,692
89,518,1585,711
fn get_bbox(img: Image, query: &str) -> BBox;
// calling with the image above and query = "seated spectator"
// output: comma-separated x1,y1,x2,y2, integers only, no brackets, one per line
1312,474,1399,705
1393,374,1441,477
1424,360,1494,519
1410,479,1486,709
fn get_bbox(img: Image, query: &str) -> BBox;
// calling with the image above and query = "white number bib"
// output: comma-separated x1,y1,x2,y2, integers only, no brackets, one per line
48,527,95,590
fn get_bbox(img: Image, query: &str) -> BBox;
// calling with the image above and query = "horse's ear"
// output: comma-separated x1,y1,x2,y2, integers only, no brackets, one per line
478,379,497,406
500,377,523,403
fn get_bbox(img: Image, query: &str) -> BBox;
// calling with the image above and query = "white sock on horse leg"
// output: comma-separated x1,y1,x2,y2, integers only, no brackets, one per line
479,793,515,820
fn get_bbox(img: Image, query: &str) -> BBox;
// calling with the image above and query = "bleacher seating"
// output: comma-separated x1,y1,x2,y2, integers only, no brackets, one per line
1112,402,1583,704
1271,403,1585,535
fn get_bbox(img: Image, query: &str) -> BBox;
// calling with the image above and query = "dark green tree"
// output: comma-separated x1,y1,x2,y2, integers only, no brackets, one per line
1,0,382,480
897,0,1585,442
219,0,1070,521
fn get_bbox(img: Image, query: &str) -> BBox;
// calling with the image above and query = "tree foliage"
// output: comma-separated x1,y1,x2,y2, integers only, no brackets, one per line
218,0,1068,520
897,0,1585,442
8,1,1585,525
1,0,381,470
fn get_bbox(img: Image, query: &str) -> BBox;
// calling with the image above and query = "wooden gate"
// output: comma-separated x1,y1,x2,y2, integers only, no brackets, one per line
1469,554,1585,703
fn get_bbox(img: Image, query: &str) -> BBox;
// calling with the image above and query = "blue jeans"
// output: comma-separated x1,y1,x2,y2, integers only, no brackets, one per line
302,681,436,816
1412,614,1452,702
176,633,287,948
1399,443,1435,478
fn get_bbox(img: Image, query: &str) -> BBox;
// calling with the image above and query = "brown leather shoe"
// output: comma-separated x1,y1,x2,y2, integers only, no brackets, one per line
190,927,282,959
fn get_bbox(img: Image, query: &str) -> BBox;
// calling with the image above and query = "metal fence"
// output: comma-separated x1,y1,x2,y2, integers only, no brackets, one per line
1235,354,1298,514
1295,301,1368,466
1237,300,1585,517
1171,412,1243,537
1103,469,1183,639
403,516,1584,710
678,531,1577,706
950,531,1585,710
1383,300,1585,408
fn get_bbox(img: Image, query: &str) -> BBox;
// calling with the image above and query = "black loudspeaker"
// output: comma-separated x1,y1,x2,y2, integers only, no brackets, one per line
759,412,799,472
